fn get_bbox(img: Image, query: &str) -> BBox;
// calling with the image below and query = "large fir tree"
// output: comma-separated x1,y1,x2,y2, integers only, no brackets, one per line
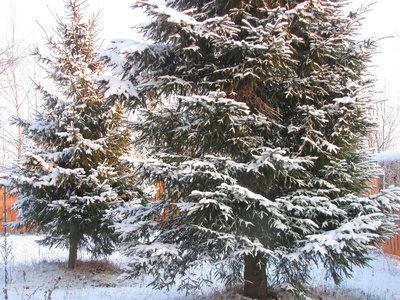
9,0,132,269
106,0,400,298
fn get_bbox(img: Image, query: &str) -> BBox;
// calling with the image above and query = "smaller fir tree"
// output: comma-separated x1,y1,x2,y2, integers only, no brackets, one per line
9,0,132,269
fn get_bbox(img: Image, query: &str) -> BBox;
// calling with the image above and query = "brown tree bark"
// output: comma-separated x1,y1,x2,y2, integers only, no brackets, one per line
243,254,268,300
68,221,80,269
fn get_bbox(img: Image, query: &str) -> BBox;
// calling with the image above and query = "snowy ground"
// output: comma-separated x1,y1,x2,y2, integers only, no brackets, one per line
0,234,399,300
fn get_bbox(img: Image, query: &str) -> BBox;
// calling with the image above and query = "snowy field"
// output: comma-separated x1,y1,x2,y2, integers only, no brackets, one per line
0,234,399,300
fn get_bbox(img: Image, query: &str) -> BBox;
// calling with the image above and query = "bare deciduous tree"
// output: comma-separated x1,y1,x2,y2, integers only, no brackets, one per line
0,46,14,77
368,83,400,153
0,8,38,171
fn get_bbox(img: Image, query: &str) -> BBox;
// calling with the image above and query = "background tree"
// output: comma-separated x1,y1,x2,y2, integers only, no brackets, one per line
106,0,400,298
0,45,14,78
9,0,132,269
0,42,17,170
368,83,400,152
0,5,40,171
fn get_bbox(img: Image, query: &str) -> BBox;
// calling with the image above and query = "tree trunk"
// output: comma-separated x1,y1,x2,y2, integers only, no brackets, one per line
68,221,80,269
243,254,268,300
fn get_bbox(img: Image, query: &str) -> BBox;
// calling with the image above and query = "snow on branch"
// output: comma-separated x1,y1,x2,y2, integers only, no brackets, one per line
300,214,384,255
94,75,139,98
134,0,197,25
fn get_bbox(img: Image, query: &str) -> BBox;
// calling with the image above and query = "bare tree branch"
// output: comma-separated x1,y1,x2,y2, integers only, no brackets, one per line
368,87,400,152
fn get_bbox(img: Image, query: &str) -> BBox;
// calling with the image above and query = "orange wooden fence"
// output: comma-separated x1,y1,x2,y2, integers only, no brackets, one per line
381,231,400,256
367,177,380,196
367,178,400,257
0,186,24,232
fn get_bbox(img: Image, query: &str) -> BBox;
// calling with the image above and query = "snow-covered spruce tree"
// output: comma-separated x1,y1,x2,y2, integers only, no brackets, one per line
8,0,133,269
106,0,400,298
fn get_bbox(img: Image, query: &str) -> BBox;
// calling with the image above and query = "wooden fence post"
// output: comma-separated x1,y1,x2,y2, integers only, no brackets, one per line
3,186,6,234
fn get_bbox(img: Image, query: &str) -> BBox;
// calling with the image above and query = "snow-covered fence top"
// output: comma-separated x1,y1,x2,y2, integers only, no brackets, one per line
0,173,9,187
375,150,400,163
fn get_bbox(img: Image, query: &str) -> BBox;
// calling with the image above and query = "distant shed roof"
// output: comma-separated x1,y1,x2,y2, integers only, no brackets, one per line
375,150,400,163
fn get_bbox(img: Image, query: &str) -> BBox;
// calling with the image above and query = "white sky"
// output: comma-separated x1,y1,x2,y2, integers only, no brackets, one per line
0,0,142,48
348,0,400,99
0,0,399,99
